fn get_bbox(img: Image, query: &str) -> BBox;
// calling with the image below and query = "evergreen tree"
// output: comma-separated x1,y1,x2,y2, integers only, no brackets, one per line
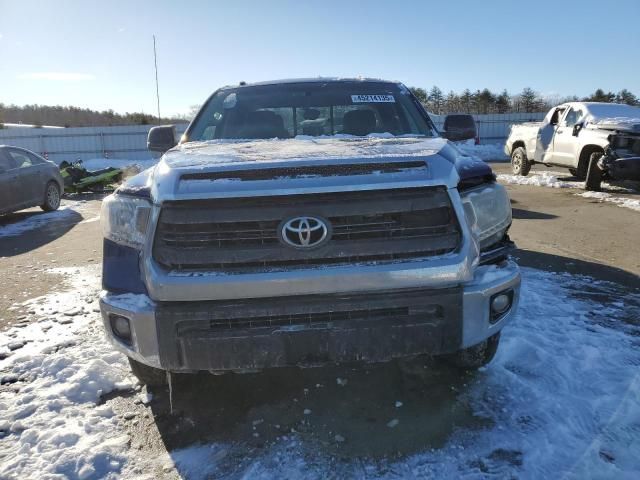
409,87,428,104
428,86,445,114
518,87,541,112
477,88,496,114
495,90,511,113
445,91,459,113
460,89,473,113
585,89,616,103
616,89,638,106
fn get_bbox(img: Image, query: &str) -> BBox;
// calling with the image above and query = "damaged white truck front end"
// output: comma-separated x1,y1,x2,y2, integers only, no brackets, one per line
505,102,640,190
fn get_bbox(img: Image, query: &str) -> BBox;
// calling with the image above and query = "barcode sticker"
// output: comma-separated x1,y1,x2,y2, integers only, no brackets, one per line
351,94,395,103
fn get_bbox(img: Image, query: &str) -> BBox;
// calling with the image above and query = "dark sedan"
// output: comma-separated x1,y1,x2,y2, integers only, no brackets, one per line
0,146,64,215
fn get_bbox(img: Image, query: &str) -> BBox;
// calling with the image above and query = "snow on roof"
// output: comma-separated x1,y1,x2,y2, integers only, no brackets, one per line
221,77,401,90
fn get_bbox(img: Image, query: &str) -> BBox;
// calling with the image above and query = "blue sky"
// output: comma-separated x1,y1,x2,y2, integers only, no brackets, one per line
1,0,639,116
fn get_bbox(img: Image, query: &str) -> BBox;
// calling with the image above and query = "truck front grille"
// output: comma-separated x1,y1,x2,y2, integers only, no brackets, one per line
153,187,461,272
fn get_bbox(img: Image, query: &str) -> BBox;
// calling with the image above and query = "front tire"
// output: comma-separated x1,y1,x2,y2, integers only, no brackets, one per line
585,152,604,192
511,147,531,176
446,332,501,370
41,181,61,211
128,358,167,387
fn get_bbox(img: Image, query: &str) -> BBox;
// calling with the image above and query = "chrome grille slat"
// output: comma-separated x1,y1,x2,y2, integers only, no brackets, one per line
153,187,461,272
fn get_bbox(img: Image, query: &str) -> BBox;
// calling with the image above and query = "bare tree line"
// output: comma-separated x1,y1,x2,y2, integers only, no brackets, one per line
0,103,186,128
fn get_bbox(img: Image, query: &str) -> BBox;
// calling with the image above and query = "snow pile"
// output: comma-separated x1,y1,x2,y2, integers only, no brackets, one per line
0,266,134,479
578,191,640,212
497,172,577,188
0,201,86,238
457,142,509,162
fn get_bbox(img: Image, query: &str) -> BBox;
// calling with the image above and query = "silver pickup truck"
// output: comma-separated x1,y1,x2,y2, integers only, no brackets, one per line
505,102,640,190
99,78,520,386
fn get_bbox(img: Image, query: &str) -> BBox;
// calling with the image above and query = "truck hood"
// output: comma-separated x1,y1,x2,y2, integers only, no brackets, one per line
586,117,640,133
121,137,490,203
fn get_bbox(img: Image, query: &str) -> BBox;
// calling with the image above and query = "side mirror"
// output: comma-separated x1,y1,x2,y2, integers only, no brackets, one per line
147,125,177,153
572,122,584,137
442,115,476,141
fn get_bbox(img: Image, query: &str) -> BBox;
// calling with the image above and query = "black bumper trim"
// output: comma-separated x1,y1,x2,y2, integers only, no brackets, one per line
155,287,463,371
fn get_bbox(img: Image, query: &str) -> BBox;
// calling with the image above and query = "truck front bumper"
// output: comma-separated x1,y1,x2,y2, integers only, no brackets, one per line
100,260,520,372
605,156,640,181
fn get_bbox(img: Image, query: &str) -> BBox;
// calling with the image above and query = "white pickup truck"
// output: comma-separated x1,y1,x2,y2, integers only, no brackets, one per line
504,102,640,190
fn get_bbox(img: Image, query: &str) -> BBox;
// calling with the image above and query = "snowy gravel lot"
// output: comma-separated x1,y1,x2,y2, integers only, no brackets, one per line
1,264,639,479
1,149,639,479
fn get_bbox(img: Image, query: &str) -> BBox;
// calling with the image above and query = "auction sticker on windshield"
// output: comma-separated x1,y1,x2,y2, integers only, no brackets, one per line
351,94,395,103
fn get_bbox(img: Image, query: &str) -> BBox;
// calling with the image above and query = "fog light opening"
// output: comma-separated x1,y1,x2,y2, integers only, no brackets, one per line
110,314,133,344
490,290,513,323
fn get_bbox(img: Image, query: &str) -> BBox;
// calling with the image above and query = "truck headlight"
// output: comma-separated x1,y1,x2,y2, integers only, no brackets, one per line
101,194,151,249
461,183,512,249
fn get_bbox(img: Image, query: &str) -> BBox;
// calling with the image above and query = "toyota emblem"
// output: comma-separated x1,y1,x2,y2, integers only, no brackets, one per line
281,216,329,248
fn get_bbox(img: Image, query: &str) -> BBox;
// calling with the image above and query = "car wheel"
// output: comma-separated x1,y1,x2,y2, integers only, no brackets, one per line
41,181,61,211
511,147,531,176
445,332,501,370
128,358,167,387
585,152,604,192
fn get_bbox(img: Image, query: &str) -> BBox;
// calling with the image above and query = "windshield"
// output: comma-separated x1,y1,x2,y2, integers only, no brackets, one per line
186,81,437,142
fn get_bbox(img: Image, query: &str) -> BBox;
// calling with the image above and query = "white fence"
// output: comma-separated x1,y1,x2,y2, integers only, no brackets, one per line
0,124,188,165
0,112,546,164
429,112,546,143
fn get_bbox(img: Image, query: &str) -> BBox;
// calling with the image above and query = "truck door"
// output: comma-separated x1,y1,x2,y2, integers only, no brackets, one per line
551,107,584,166
536,107,565,164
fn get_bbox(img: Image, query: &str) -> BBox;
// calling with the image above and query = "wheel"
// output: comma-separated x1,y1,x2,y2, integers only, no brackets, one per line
445,332,501,370
128,358,167,387
569,158,589,180
511,147,531,176
585,152,604,192
41,181,61,211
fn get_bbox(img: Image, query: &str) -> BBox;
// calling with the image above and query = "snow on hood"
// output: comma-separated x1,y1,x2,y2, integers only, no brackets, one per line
585,104,640,131
163,136,448,169
146,136,466,202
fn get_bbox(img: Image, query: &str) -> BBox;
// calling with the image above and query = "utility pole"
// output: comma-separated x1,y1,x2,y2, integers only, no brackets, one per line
153,35,161,123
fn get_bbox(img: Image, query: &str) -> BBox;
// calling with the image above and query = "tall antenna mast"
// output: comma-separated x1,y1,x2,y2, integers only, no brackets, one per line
153,35,161,123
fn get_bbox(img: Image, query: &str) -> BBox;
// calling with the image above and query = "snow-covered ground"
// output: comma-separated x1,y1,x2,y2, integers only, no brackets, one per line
1,266,639,479
0,201,89,239
498,172,640,213
0,266,135,479
457,142,509,162
577,191,640,212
